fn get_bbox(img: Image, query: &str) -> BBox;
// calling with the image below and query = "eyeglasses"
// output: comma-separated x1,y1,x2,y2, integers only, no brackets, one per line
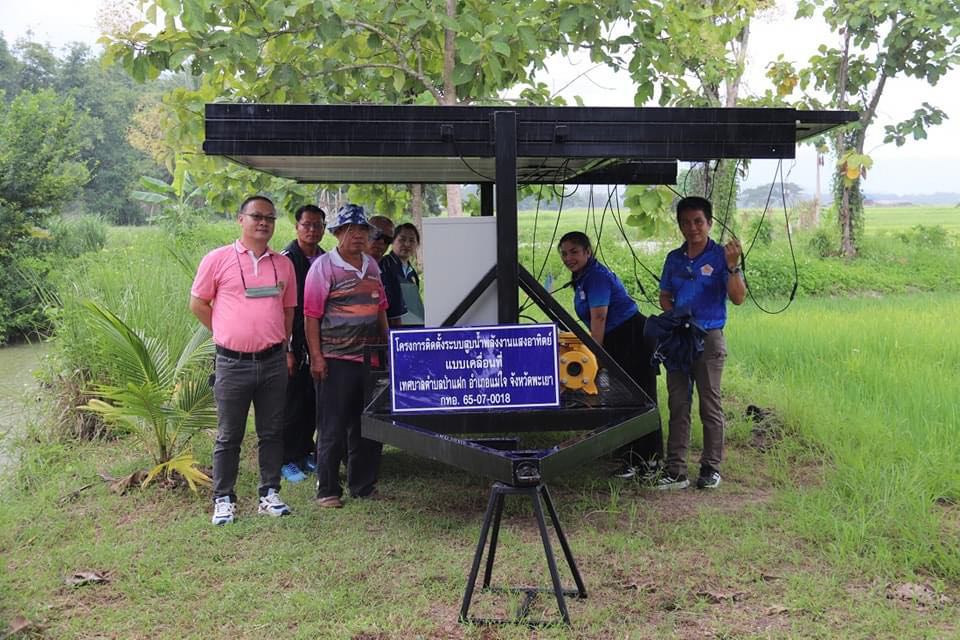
244,213,277,224
298,222,325,229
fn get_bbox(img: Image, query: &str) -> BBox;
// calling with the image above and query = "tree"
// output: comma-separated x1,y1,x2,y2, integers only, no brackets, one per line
614,1,774,240
786,0,960,256
0,89,91,237
101,0,611,218
0,35,19,97
739,182,806,208
0,88,91,340
10,37,59,93
612,0,773,109
57,43,159,224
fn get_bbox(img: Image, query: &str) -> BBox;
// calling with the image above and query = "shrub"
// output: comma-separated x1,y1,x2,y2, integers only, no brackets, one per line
48,214,108,258
808,228,838,257
896,224,950,249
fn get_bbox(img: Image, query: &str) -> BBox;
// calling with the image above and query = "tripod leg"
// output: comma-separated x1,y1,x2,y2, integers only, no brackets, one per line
540,484,587,598
459,486,500,622
531,489,571,625
482,492,506,589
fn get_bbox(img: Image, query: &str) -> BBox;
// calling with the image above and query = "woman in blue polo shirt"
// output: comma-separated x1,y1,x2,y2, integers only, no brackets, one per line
557,231,662,479
656,196,745,491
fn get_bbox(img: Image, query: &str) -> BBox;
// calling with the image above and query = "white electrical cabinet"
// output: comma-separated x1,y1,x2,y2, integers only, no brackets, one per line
422,217,498,327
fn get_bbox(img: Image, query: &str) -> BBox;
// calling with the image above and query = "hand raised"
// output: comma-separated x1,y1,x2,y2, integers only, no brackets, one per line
724,238,743,269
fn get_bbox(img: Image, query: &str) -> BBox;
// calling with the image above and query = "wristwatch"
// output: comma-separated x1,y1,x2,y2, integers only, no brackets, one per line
286,338,295,353
729,265,742,274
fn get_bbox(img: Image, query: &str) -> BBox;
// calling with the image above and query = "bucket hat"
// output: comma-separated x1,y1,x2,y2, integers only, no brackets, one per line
326,204,370,233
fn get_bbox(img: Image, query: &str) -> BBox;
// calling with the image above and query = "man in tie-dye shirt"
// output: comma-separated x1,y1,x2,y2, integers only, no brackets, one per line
303,204,388,508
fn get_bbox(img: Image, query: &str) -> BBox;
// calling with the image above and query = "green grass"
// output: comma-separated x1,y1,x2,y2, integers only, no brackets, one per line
726,294,960,578
4,215,960,637
862,205,960,234
3,291,959,637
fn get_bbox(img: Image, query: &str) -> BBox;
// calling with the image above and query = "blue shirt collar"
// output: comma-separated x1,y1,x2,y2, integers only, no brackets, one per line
572,257,599,284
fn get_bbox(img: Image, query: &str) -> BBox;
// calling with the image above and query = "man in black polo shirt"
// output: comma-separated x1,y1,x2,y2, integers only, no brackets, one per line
280,204,326,482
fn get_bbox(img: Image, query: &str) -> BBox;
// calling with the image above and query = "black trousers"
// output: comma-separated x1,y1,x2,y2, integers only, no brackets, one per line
316,358,382,499
282,359,316,465
604,312,664,466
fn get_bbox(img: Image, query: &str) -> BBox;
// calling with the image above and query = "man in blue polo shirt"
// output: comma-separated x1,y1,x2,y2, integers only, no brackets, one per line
656,196,745,490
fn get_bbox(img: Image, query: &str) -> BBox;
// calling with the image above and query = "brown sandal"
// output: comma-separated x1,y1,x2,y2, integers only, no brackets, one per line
315,496,343,508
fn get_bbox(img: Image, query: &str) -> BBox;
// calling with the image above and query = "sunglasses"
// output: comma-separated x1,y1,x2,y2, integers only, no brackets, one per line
368,228,394,243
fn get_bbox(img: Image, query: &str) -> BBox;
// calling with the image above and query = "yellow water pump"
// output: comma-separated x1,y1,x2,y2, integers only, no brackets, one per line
557,331,599,395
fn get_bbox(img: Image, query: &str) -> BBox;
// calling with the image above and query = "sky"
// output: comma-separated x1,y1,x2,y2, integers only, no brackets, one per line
3,0,958,197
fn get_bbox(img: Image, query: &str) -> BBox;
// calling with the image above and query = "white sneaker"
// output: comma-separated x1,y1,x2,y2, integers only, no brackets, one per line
258,488,292,517
212,496,236,525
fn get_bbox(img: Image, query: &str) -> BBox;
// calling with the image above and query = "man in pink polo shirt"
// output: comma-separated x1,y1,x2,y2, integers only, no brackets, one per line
190,195,298,525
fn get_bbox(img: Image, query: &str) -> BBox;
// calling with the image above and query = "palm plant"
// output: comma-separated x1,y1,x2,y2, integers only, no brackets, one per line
80,300,215,491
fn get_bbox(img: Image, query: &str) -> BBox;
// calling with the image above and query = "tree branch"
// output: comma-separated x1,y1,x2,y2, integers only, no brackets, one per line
311,63,442,103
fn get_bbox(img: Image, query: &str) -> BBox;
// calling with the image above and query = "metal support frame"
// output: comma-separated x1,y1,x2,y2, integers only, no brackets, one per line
480,183,494,216
460,482,586,626
203,101,858,630
494,111,519,324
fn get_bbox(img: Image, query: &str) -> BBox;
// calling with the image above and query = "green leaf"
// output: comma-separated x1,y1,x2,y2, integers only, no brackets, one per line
558,7,579,34
393,69,406,92
638,188,661,212
492,40,511,57
168,49,193,69
452,63,475,86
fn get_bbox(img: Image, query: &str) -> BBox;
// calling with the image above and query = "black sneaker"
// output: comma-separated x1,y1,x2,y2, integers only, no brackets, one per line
696,466,722,489
654,473,689,490
612,464,637,479
635,461,662,484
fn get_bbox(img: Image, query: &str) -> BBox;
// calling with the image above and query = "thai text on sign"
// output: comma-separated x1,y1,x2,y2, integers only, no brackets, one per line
390,323,560,413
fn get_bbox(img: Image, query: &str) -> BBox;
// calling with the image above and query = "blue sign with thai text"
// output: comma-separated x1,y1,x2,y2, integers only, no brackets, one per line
390,323,560,413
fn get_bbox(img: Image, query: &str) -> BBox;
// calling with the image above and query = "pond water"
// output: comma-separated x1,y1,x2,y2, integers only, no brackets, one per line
0,342,47,473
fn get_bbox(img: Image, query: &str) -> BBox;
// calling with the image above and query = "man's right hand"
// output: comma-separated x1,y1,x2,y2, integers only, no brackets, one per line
310,354,328,381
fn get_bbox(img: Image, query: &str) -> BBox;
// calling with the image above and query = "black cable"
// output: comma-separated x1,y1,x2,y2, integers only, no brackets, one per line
530,184,544,276
519,164,570,314
452,136,495,182
742,159,781,261
681,162,693,195
609,186,663,311
743,161,800,315
718,159,741,244
583,186,594,234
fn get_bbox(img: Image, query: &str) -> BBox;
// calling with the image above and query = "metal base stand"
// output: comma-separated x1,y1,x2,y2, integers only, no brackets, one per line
459,482,587,626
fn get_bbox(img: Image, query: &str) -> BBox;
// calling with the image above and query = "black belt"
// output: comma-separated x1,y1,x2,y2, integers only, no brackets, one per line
215,343,283,361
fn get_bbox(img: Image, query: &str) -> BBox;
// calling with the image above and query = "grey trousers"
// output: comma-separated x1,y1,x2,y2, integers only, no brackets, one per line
212,349,287,500
664,329,727,477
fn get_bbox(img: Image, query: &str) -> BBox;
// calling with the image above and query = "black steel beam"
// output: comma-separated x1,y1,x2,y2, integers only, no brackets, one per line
539,411,660,482
204,140,797,161
480,183,493,216
362,416,517,483
518,266,648,403
553,161,677,186
495,111,519,324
